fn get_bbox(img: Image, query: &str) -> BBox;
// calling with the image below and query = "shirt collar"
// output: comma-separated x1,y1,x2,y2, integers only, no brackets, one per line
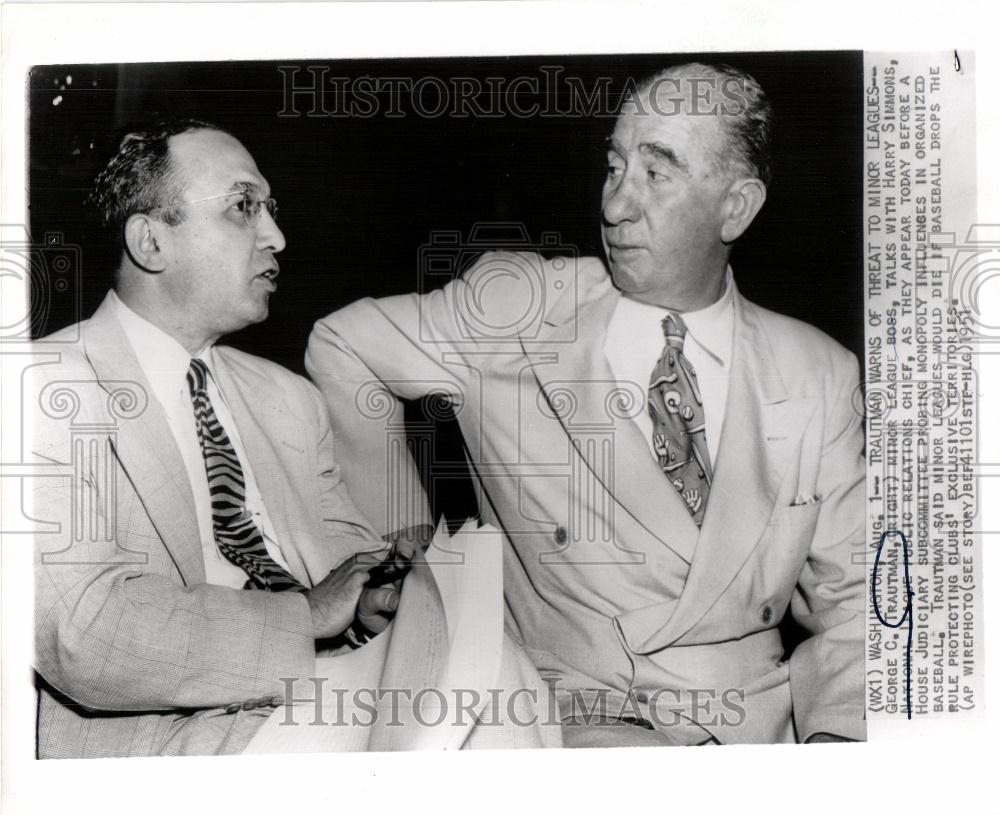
615,267,734,369
109,290,216,397
679,266,734,368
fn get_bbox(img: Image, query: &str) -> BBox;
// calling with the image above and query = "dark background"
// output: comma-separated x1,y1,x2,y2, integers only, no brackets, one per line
28,52,863,367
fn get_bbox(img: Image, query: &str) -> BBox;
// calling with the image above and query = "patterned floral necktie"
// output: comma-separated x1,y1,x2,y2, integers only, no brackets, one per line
648,312,713,526
187,358,304,592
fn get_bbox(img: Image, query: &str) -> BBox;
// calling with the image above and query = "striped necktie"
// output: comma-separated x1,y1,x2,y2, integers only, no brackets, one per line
186,358,304,592
648,312,713,526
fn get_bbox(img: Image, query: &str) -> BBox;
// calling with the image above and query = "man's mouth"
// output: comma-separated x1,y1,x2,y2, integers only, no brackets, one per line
257,267,279,282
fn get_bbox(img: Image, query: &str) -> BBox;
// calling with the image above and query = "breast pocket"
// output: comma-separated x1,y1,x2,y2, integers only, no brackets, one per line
782,499,823,526
773,500,823,549
752,500,824,600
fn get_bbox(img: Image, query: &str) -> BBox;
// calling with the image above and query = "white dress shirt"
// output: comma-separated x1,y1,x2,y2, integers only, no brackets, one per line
111,291,293,587
603,268,735,467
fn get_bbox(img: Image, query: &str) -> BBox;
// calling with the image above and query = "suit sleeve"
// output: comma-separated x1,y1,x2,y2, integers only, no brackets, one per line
306,250,589,535
33,470,316,713
307,378,385,566
788,349,867,742
305,263,491,536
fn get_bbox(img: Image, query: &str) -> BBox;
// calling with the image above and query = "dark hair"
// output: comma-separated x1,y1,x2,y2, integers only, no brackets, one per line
88,118,229,259
633,63,773,186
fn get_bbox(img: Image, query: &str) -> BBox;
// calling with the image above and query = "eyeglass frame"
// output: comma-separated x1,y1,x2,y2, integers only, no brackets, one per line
184,184,278,228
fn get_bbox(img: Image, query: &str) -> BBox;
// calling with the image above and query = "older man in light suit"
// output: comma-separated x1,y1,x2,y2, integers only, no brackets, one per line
307,63,866,746
31,121,403,758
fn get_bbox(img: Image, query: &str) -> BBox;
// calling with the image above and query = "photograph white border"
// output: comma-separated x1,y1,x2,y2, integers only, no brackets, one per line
2,2,997,813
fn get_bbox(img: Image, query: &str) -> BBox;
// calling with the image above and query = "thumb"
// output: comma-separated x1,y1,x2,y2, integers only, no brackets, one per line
357,586,400,619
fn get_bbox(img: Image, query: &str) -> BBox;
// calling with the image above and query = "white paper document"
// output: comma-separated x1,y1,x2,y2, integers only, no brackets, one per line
245,519,505,753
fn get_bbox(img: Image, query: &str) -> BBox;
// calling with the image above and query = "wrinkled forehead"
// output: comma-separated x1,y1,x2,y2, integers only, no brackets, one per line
167,129,269,199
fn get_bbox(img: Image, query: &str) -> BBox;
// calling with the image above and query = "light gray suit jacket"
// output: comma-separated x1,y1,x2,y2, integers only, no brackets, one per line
307,253,866,744
32,293,377,758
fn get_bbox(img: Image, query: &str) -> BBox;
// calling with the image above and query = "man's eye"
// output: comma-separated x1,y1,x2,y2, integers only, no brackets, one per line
647,169,669,182
606,164,624,177
234,196,260,215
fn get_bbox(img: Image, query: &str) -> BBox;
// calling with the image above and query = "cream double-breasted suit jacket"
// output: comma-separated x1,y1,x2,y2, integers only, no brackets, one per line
307,253,866,743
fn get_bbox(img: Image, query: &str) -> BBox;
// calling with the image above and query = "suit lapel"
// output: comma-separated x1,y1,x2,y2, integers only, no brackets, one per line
522,277,700,563
84,295,205,584
644,294,818,649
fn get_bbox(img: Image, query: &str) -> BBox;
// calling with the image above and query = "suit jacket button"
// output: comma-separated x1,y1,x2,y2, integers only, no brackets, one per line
554,525,568,544
761,605,773,624
225,703,242,714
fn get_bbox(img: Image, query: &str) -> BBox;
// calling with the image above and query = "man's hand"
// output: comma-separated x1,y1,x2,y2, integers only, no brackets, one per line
351,526,433,636
381,523,435,562
308,527,432,642
355,582,400,635
304,552,397,640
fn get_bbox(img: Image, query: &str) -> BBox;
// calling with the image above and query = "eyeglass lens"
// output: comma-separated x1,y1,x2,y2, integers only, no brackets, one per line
239,190,277,226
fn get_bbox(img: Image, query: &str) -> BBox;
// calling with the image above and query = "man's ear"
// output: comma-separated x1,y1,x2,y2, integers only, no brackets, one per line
719,177,767,243
123,213,168,272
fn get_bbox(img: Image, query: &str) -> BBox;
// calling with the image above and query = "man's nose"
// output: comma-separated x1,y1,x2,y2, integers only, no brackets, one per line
602,176,641,225
256,208,286,253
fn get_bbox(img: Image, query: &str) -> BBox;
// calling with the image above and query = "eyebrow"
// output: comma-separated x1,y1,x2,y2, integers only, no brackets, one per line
605,137,690,175
211,181,265,200
234,181,264,194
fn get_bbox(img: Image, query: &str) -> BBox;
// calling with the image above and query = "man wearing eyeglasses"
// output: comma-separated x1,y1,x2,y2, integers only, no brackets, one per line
29,120,406,757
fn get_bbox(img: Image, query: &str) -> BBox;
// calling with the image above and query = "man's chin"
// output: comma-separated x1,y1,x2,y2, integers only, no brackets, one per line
608,260,646,294
234,299,270,331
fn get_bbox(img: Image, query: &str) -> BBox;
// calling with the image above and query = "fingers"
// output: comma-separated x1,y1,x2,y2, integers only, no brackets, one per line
381,524,434,561
357,585,400,618
356,586,400,634
358,614,391,636
305,566,371,640
390,539,416,563
320,557,372,587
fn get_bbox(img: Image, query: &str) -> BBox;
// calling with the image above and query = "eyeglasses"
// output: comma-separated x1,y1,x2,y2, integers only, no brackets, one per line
185,186,278,228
